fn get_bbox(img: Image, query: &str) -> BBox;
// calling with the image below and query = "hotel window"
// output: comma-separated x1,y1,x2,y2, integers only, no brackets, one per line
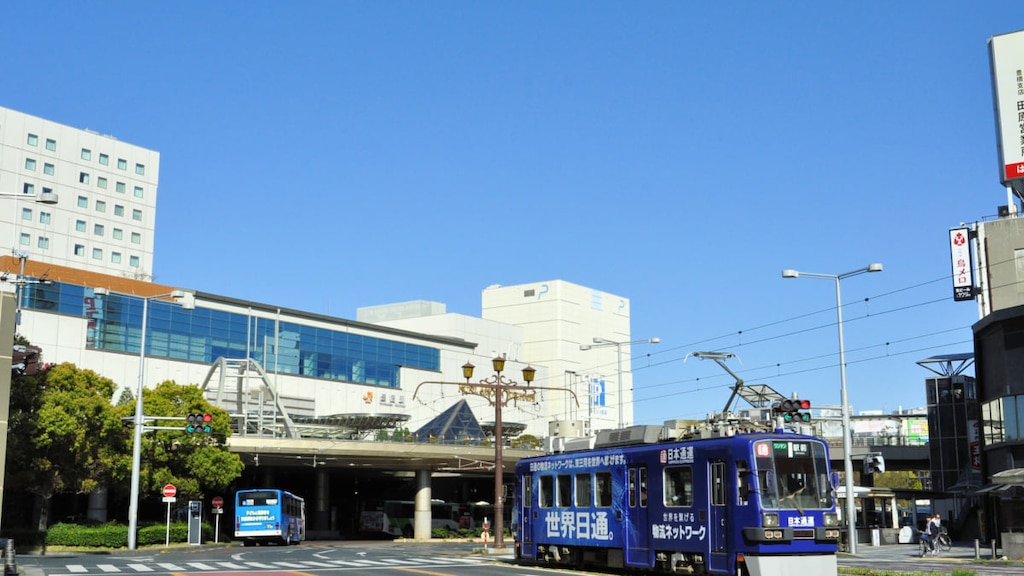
114,205,124,217
96,200,106,213
129,255,140,267
99,153,109,165
92,248,103,260
117,158,127,170
97,177,107,189
111,252,121,264
116,182,126,193
81,148,91,161
27,134,38,146
77,196,88,208
132,209,142,221
135,163,145,175
112,228,123,240
21,208,32,221
25,158,36,171
43,163,54,175
39,212,51,224
79,172,90,184
19,233,30,246
23,183,34,195
94,224,104,236
45,139,56,151
74,244,85,257
37,237,49,250
131,232,141,244
134,186,143,198
75,220,86,233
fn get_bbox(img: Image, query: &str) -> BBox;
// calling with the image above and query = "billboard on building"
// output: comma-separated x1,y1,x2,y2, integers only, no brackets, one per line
949,227,975,301
989,29,1024,192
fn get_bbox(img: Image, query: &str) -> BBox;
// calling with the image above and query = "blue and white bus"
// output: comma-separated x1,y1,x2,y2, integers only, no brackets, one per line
234,488,306,546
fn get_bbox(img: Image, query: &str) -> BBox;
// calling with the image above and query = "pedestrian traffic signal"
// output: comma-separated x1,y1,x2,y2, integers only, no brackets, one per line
186,413,212,434
864,452,886,474
773,399,811,423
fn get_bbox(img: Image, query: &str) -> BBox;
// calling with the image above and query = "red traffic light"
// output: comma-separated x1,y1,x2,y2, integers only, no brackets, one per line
772,399,811,422
185,413,213,434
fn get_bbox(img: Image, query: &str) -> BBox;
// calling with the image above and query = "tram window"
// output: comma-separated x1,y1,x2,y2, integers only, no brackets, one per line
557,474,573,507
576,473,592,507
639,467,648,508
736,461,750,506
664,466,693,507
539,475,554,508
628,468,637,508
595,471,613,507
523,474,533,507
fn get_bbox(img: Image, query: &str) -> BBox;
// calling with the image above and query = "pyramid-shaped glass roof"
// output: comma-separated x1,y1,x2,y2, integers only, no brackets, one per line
413,398,485,444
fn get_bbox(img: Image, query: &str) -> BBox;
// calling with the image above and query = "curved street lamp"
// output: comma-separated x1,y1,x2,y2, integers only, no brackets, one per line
579,336,660,429
93,287,194,550
781,263,882,555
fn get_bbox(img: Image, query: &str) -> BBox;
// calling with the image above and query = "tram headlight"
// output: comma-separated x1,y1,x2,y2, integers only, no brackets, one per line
762,513,780,527
823,512,839,527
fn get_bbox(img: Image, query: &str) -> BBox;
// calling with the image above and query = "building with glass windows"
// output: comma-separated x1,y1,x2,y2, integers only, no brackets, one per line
0,106,160,280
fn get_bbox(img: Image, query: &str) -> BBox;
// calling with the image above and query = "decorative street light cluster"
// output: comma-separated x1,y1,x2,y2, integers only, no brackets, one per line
414,357,576,550
782,263,882,555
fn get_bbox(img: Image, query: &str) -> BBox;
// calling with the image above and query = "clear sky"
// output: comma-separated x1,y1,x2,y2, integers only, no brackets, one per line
3,2,1022,427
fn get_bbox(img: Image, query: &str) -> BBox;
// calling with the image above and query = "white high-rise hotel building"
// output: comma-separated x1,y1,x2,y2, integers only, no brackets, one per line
0,106,160,280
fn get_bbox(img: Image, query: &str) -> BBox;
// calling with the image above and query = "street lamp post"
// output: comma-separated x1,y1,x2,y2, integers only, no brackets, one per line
460,358,535,550
579,337,660,429
93,287,193,550
782,263,882,555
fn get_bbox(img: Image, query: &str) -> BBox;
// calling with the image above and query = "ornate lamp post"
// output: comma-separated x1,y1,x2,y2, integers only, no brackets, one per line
461,357,535,550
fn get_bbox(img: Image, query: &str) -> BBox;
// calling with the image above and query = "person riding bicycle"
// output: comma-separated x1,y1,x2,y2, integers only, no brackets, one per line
923,513,942,555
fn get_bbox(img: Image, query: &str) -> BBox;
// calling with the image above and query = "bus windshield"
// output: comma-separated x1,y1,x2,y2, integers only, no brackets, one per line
754,439,833,511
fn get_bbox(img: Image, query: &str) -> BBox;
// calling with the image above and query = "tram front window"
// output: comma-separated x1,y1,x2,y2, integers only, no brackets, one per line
754,439,832,510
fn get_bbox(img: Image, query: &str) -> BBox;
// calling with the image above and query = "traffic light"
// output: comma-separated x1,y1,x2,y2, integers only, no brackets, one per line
773,399,811,423
186,413,212,434
864,452,886,474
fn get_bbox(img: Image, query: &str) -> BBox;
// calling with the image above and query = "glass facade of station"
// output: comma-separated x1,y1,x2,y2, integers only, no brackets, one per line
23,281,440,388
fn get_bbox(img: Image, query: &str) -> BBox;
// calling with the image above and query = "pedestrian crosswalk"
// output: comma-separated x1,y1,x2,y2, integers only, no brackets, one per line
53,555,486,574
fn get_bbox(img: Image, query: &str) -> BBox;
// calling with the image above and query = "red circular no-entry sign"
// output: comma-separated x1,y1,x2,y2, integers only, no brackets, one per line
162,484,176,498
212,496,224,509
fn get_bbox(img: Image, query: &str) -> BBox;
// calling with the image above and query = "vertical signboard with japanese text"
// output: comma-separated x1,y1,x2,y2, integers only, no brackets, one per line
989,29,1024,192
950,227,975,301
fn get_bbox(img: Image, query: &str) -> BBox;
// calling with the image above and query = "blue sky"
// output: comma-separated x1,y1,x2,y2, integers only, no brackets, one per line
3,2,1021,426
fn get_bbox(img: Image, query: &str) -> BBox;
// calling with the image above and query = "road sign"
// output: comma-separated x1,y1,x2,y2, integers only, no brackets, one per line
212,496,224,509
163,484,177,498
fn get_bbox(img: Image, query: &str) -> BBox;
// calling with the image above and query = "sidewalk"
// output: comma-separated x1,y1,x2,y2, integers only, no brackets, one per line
845,540,1023,565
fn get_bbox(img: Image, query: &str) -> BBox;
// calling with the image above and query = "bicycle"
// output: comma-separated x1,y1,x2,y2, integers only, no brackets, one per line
935,527,952,552
919,533,935,557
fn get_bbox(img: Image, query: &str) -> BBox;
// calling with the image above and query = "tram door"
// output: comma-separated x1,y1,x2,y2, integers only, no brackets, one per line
709,459,728,573
625,466,649,565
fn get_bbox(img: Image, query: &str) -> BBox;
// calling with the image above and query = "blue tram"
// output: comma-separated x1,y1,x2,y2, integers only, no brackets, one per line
513,424,839,575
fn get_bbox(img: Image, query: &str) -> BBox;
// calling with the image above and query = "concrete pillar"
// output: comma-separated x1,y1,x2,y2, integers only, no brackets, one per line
414,470,432,540
316,468,329,536
0,293,16,530
87,488,108,522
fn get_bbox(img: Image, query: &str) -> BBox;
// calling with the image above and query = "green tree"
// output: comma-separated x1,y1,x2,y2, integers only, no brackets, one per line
6,362,128,530
115,381,243,504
